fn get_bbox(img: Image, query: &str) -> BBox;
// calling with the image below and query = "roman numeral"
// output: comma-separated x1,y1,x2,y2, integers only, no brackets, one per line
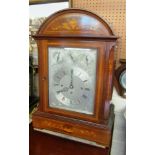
57,52,60,62
63,71,66,75
70,54,75,63
77,99,81,104
62,97,65,101
86,56,89,65
83,80,88,82
56,90,60,94
85,88,90,91
78,73,81,76
82,94,87,99
56,76,61,79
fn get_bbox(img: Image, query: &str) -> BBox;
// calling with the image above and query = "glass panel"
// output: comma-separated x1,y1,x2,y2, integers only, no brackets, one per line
48,47,97,115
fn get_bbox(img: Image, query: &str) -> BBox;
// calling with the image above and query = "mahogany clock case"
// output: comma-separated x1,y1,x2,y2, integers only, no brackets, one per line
32,8,117,147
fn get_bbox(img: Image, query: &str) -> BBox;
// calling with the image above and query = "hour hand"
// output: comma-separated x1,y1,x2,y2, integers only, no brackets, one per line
57,87,69,94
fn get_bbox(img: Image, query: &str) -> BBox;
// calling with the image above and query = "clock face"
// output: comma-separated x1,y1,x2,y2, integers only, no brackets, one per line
119,70,126,90
48,47,97,115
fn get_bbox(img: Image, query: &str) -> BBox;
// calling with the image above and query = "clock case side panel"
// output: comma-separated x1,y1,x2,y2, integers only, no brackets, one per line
102,43,116,124
35,40,47,111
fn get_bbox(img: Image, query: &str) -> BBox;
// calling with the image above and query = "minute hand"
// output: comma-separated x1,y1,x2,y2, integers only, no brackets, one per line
70,69,73,89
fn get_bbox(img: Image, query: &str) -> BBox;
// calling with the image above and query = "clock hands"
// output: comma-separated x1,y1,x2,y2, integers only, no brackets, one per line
57,87,69,94
70,69,74,89
56,69,74,94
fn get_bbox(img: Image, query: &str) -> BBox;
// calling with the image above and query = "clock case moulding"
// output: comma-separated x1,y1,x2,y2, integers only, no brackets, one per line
32,8,117,148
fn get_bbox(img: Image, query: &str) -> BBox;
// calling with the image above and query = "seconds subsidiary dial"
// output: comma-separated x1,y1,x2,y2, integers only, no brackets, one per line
48,47,97,115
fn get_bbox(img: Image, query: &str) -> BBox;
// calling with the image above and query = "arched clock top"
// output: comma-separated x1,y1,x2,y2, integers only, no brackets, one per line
35,9,116,38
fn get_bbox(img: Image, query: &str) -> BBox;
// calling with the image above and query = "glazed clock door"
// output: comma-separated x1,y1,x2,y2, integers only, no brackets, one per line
48,47,97,115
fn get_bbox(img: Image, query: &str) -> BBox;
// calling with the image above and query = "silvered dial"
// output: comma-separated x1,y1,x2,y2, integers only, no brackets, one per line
48,47,97,114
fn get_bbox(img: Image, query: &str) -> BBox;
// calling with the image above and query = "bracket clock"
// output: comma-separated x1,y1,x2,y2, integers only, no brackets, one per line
32,8,117,150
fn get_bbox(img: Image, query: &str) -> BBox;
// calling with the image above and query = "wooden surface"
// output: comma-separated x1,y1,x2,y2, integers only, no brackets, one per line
29,123,110,155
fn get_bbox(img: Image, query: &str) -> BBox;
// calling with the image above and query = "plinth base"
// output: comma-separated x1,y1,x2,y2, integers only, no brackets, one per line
29,123,110,155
